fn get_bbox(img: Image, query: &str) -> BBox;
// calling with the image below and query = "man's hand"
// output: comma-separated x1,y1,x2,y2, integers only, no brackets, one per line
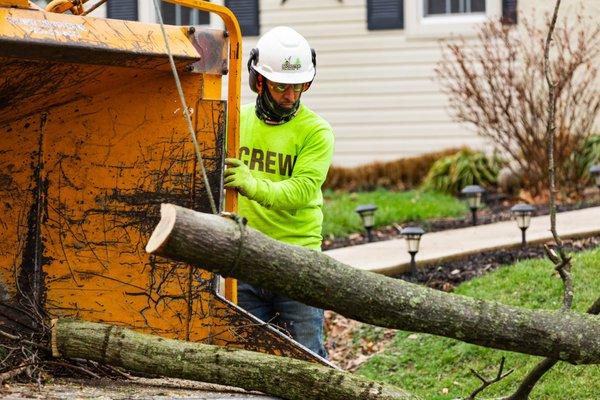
224,158,258,198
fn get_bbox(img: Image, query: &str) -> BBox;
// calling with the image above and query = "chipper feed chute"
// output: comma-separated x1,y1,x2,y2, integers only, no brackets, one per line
0,0,327,365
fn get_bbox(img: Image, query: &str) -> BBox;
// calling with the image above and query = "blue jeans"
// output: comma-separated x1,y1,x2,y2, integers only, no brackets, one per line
237,282,327,359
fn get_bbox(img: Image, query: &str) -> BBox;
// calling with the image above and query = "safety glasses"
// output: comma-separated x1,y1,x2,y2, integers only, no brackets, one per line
268,82,305,93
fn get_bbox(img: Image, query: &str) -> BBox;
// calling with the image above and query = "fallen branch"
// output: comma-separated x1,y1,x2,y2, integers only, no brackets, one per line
0,364,28,383
503,296,600,400
0,329,50,353
0,301,49,385
466,357,513,400
44,360,101,379
146,204,600,365
52,319,416,400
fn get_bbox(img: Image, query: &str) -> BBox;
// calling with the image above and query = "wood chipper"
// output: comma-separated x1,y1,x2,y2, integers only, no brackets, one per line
0,0,328,366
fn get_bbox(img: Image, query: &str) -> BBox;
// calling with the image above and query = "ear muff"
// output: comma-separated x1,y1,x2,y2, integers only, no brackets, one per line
303,48,317,91
248,48,260,93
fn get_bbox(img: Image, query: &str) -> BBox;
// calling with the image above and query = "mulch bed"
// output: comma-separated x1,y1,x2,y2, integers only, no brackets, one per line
397,235,600,292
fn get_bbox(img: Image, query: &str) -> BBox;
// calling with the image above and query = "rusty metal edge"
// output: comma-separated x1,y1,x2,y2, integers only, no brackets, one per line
0,39,201,71
211,277,340,370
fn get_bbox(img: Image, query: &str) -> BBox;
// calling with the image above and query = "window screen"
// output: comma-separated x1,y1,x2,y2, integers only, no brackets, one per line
425,0,486,15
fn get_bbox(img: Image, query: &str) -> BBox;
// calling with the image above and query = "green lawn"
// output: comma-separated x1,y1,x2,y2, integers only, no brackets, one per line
322,189,467,238
357,246,600,400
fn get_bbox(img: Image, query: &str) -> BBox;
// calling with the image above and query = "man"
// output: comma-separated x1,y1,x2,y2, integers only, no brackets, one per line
223,26,334,358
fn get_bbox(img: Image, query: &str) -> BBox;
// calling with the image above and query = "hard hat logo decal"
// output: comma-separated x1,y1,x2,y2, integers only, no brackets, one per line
281,56,302,71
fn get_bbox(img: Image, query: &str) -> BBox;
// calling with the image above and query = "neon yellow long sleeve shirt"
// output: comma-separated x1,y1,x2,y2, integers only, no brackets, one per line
237,103,334,250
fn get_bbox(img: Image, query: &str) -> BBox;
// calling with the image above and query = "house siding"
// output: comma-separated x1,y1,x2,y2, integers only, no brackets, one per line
239,0,599,167
94,0,599,167
242,0,481,166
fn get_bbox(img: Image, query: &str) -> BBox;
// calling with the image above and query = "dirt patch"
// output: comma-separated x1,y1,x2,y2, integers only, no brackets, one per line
324,311,396,372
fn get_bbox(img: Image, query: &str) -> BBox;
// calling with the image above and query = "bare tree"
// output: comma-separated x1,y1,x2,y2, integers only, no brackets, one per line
467,2,600,398
503,1,582,398
436,13,600,197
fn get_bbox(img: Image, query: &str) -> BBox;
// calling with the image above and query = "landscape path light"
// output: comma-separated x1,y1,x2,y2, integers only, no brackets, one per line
461,185,485,226
510,203,536,247
400,226,425,272
590,164,600,191
355,204,377,243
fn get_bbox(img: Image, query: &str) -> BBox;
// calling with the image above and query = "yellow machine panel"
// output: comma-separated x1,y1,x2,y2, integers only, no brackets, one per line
0,2,327,365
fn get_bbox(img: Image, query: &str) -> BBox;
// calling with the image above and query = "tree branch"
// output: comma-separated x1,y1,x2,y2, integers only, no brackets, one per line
466,357,514,400
145,204,600,365
53,319,416,400
504,296,600,400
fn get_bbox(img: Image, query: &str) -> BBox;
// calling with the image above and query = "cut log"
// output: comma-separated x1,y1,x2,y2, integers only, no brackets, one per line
52,319,416,400
146,204,600,365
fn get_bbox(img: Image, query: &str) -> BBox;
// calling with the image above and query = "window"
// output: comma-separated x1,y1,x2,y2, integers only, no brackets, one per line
405,0,502,38
367,0,404,30
425,0,485,16
107,0,138,21
161,1,209,26
225,0,260,36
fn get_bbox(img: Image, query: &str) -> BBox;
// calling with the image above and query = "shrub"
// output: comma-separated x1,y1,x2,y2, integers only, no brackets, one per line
436,15,600,196
420,148,503,195
324,148,461,192
566,134,600,191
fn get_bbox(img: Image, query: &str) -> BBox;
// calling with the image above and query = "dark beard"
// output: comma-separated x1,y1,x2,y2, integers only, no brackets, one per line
255,89,300,125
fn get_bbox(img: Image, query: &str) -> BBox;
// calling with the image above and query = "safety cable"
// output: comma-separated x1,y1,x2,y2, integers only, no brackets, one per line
220,213,248,277
152,0,218,215
82,0,108,16
151,2,246,295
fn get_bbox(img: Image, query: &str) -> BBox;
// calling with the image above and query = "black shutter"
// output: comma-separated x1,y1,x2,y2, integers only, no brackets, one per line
180,6,193,24
161,2,176,24
180,6,210,25
225,0,260,36
107,0,138,21
161,2,209,25
502,0,518,25
197,9,210,25
368,0,404,30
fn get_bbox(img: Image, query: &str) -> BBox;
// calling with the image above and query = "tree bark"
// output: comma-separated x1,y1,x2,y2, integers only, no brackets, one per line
503,297,600,400
52,319,416,400
146,204,600,365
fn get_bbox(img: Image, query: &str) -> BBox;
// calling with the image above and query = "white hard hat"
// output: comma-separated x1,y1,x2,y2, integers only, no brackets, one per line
251,26,315,84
